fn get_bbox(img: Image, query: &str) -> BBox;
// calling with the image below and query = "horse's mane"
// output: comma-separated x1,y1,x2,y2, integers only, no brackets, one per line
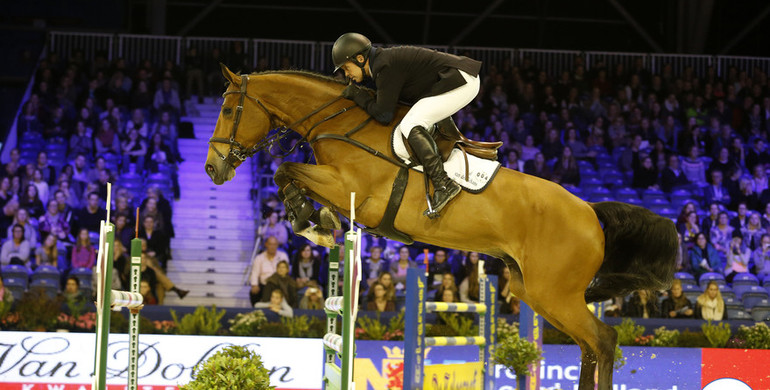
251,69,347,86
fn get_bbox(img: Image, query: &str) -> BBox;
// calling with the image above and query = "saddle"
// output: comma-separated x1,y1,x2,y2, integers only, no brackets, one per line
402,117,503,164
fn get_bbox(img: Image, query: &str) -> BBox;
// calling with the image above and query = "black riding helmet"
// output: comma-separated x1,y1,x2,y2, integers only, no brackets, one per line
332,32,372,73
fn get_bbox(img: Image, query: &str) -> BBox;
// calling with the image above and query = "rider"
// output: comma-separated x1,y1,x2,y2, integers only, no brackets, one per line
332,32,482,218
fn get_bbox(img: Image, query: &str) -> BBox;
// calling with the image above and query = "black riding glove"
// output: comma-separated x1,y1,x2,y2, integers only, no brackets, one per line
342,84,365,100
342,83,373,105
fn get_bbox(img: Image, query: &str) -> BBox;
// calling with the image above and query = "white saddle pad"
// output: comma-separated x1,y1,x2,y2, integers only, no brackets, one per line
391,128,501,193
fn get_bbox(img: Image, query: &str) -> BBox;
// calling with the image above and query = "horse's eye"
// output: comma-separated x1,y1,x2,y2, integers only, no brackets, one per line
222,107,233,116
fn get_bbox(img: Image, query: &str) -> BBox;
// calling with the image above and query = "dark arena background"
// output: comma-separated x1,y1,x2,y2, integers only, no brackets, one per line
1,1,769,389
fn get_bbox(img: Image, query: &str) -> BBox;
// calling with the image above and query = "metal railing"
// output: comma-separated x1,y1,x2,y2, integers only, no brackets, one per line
649,53,715,77
586,51,647,73
717,55,770,78
45,31,770,79
118,33,182,66
49,31,114,61
518,48,582,76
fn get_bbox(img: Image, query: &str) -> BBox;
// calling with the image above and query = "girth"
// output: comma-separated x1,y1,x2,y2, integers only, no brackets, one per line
312,122,415,245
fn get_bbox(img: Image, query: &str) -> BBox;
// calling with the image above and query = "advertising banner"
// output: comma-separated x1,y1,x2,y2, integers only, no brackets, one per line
354,341,702,390
0,332,322,390
701,348,770,389
423,362,483,390
0,332,768,389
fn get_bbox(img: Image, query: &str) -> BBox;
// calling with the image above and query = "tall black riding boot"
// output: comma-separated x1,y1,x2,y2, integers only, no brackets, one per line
407,126,461,217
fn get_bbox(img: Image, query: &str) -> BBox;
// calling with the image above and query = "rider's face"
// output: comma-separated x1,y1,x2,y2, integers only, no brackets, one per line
341,61,364,83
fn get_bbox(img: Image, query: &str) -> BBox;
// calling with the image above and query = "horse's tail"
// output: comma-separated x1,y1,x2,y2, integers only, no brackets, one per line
586,201,678,303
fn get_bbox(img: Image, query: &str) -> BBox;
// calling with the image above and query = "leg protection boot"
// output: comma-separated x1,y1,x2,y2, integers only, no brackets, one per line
282,183,314,231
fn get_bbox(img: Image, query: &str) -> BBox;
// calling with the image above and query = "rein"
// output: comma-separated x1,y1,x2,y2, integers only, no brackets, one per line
210,74,409,171
208,74,346,167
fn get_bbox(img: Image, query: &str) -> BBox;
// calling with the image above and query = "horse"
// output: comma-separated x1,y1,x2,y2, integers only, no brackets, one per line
205,64,678,390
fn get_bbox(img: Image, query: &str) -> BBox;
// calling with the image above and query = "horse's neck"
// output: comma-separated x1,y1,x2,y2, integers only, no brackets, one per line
257,75,344,137
256,73,405,137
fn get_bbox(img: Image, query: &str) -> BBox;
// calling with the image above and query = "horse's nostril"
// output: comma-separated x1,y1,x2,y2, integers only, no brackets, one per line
206,164,215,175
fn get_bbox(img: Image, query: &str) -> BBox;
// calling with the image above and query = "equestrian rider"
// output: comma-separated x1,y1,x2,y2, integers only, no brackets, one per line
333,32,482,218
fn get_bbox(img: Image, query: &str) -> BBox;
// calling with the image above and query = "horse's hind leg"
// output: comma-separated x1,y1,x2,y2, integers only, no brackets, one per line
593,316,618,388
502,256,613,390
534,296,617,390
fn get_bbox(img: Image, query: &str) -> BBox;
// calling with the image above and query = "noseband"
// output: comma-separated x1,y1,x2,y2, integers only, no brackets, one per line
208,74,346,169
208,74,272,168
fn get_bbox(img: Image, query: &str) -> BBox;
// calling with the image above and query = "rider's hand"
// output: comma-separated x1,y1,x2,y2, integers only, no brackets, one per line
342,84,363,100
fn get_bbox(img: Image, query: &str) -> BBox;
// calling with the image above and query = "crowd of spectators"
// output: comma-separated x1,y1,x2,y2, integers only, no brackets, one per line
0,46,200,306
250,51,770,320
5,40,770,320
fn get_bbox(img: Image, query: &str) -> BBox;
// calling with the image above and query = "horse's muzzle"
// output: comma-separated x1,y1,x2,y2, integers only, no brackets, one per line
205,163,226,185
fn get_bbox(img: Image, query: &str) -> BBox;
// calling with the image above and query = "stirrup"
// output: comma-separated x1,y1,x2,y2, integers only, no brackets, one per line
423,182,461,219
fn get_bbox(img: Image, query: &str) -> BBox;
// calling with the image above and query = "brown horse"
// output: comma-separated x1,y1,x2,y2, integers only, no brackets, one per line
205,65,677,390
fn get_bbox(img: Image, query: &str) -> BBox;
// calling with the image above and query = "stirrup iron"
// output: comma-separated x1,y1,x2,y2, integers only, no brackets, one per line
422,170,438,218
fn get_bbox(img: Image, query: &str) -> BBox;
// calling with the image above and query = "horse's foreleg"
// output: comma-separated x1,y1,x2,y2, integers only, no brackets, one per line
274,163,346,247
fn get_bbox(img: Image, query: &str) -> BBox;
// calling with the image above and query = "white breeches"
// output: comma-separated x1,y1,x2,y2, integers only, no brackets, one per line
397,69,480,137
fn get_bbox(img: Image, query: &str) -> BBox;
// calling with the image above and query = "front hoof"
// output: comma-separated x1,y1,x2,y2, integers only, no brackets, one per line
318,207,341,230
297,225,335,248
290,217,311,233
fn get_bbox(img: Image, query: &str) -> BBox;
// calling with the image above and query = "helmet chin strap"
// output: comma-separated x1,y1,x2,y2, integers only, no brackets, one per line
349,54,368,78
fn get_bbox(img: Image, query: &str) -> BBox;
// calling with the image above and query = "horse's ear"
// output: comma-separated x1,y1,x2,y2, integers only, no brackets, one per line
220,63,241,86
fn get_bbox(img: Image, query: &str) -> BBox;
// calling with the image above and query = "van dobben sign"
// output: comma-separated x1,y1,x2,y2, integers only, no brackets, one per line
0,332,323,390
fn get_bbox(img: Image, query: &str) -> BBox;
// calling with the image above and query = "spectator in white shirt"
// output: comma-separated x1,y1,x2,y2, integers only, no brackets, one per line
248,236,289,306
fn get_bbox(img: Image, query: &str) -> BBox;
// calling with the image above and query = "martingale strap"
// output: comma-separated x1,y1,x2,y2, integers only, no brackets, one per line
363,167,415,244
312,119,415,244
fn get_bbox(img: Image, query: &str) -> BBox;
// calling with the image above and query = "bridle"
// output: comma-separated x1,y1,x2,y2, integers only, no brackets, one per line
208,73,345,169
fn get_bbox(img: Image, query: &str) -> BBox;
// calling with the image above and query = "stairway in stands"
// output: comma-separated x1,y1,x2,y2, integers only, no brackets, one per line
163,98,256,308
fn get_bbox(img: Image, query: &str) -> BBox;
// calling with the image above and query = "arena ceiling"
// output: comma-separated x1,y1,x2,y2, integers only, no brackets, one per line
127,0,770,56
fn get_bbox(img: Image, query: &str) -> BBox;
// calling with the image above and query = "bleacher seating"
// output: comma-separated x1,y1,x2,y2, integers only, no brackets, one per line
723,296,743,311
750,302,770,321
642,188,667,202
699,272,726,287
565,186,583,198
1,265,29,287
29,278,58,299
621,196,643,206
602,172,624,188
2,277,26,301
727,309,752,320
31,265,60,284
670,189,693,206
675,272,697,287
614,187,638,198
69,267,93,287
682,284,702,301
732,273,759,287
735,286,769,309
